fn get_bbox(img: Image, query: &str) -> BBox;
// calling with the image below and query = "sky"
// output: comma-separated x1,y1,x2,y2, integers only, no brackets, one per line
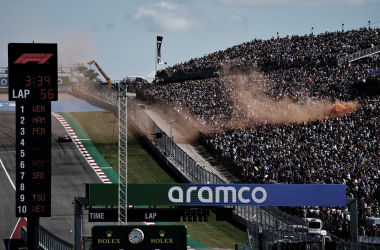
1,0,380,81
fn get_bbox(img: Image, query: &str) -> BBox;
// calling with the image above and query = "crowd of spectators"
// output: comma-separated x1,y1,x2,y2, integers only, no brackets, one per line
143,27,380,238
149,62,377,127
157,27,380,78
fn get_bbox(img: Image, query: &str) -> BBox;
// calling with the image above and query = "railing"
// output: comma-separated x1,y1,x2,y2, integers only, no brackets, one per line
338,45,380,65
151,121,224,184
39,225,73,250
358,236,380,244
335,240,380,250
21,225,73,250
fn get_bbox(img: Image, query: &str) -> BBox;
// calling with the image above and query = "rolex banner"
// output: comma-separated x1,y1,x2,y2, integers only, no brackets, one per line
157,36,163,64
92,225,187,250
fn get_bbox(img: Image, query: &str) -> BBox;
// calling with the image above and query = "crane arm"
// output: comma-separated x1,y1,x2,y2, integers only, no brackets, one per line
87,60,112,89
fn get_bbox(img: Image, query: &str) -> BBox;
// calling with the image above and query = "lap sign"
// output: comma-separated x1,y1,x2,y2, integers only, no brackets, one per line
145,212,157,219
12,89,30,98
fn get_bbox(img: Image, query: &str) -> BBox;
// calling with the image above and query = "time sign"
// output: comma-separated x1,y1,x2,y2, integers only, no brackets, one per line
9,43,57,217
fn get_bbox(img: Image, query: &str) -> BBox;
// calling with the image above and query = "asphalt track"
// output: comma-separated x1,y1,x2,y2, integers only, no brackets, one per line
0,95,109,248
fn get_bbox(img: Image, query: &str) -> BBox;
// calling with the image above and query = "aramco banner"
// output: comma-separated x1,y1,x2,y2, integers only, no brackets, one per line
126,184,346,207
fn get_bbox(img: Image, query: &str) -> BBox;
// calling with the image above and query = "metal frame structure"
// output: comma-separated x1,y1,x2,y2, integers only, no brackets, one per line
118,85,128,224
338,45,380,65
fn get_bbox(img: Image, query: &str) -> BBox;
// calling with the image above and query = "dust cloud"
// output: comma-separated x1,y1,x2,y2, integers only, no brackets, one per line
143,102,203,144
328,101,357,116
143,71,358,144
230,72,358,126
58,31,97,65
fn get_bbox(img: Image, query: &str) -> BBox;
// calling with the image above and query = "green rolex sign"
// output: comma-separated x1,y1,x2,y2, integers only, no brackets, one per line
92,225,187,250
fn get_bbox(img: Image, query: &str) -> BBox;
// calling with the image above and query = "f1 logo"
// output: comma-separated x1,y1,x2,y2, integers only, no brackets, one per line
14,53,53,64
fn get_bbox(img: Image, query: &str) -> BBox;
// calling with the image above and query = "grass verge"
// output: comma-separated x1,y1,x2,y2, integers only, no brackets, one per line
70,111,247,249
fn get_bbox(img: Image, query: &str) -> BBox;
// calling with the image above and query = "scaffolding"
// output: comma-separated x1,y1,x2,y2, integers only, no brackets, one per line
118,85,127,224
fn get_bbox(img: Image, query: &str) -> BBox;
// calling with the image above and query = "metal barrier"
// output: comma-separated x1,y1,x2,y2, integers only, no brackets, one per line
21,225,73,250
151,122,225,184
358,236,380,244
338,45,380,65
39,225,73,250
335,240,379,250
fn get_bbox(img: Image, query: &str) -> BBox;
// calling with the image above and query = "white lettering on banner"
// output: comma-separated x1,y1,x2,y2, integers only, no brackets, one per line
252,187,267,203
198,187,212,203
145,213,157,219
12,89,30,99
90,213,104,219
168,186,267,204
216,187,237,203
168,186,183,202
238,187,250,203
186,187,197,202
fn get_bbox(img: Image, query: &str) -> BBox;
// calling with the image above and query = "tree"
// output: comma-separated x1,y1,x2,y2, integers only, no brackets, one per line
71,63,100,83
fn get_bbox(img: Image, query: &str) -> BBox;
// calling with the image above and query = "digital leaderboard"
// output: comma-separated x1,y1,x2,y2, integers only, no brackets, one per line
8,43,58,217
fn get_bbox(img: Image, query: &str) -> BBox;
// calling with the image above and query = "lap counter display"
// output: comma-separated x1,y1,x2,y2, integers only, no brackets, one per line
8,43,58,217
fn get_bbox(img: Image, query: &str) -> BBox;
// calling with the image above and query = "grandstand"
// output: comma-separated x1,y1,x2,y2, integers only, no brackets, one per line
144,26,380,241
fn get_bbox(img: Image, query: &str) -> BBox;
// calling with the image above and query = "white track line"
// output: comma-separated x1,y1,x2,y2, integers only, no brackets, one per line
0,157,28,243
9,217,21,240
51,113,188,233
0,158,15,190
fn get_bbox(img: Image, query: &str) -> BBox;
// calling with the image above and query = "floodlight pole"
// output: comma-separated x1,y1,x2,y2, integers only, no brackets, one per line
167,120,172,152
155,47,158,76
